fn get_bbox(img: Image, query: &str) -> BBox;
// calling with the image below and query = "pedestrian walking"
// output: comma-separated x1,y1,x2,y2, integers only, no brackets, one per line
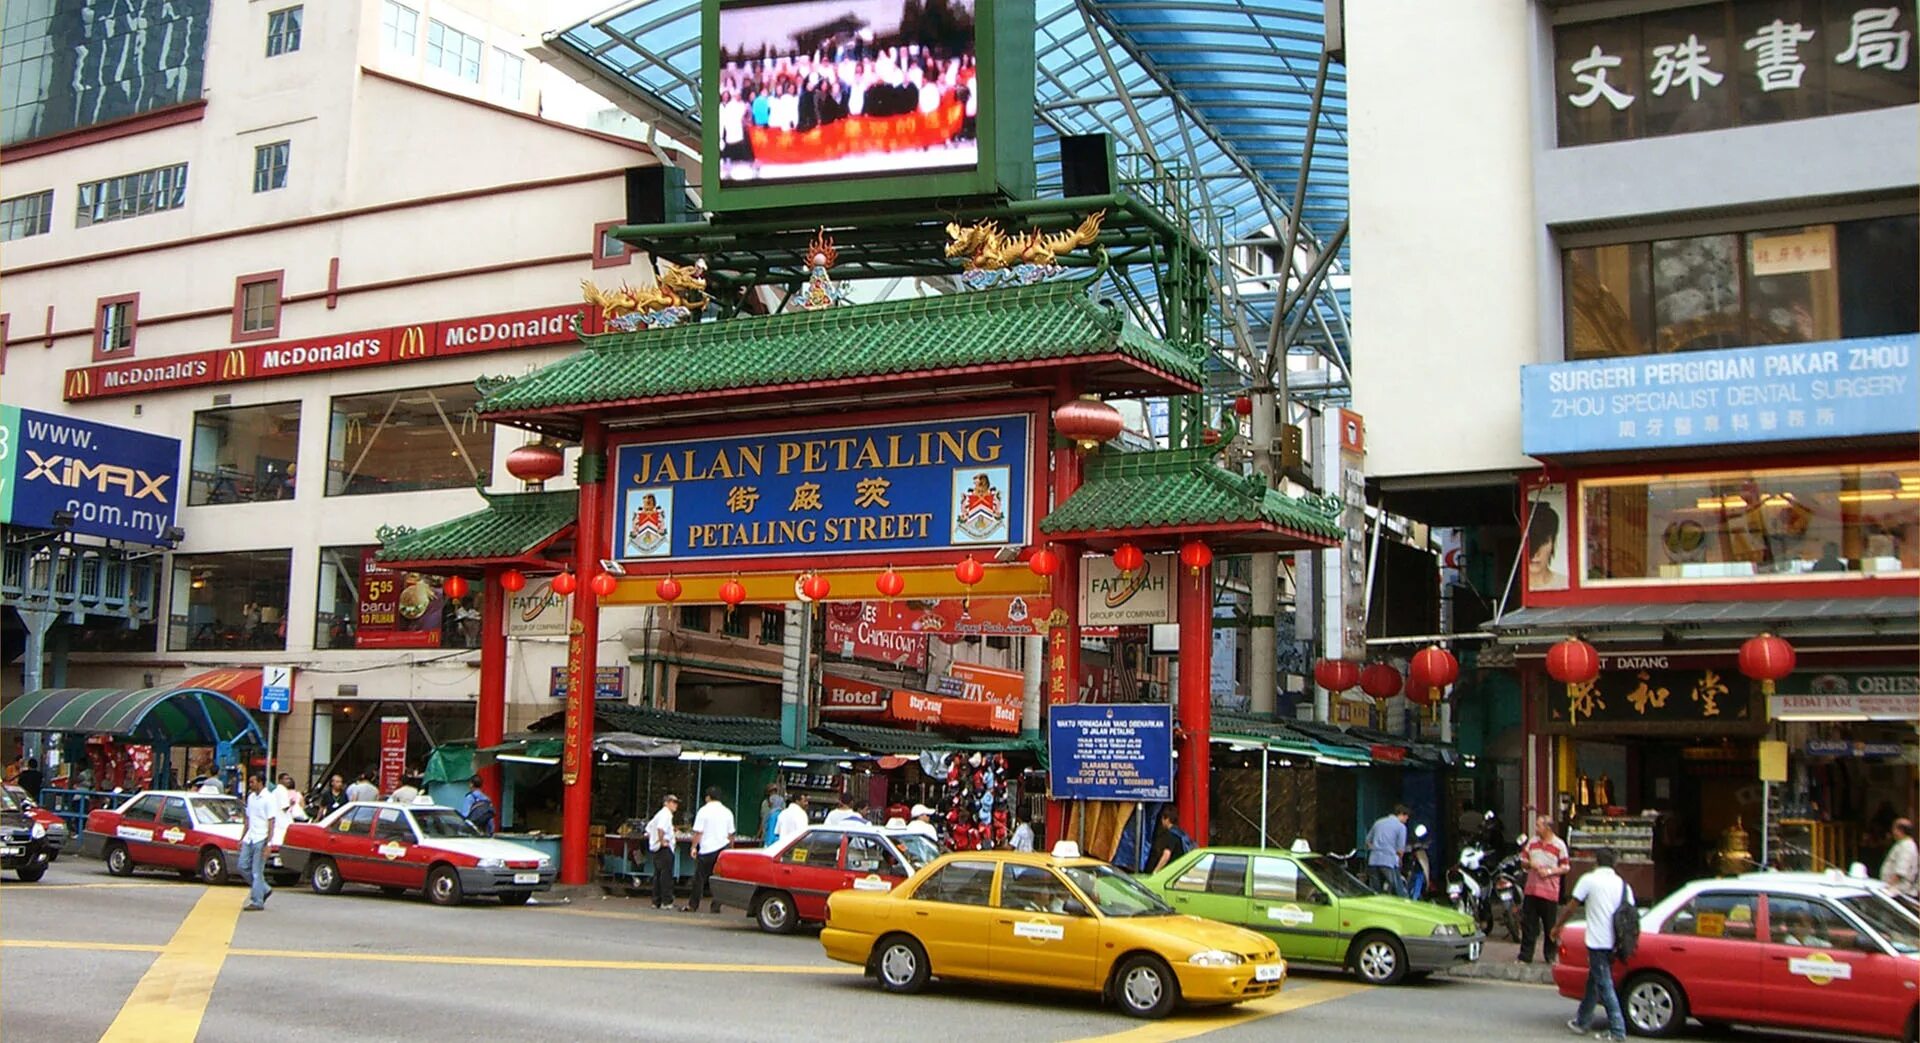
312,774,349,818
906,804,939,842
1882,817,1918,897
774,792,809,846
18,758,42,802
1365,805,1411,897
824,794,859,826
273,772,307,846
683,787,735,913
459,776,495,834
1553,849,1631,1041
1009,814,1034,853
345,772,379,803
760,784,786,846
239,773,280,911
647,794,680,909
390,776,421,805
1146,809,1184,872
1518,814,1571,963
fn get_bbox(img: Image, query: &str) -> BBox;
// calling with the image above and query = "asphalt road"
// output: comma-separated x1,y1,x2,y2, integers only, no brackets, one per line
0,857,1880,1043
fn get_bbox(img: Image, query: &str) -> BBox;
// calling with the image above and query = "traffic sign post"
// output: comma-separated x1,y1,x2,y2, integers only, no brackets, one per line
261,666,293,781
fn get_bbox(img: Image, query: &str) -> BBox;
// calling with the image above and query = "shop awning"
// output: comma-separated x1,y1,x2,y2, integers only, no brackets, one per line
375,490,577,570
1,685,264,749
814,721,1042,758
1492,597,1920,644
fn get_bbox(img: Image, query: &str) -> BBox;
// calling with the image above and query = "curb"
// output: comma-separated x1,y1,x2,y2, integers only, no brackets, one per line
1445,960,1556,986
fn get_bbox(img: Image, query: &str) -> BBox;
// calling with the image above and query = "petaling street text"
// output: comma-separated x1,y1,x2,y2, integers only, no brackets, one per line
685,512,936,548
628,427,1006,485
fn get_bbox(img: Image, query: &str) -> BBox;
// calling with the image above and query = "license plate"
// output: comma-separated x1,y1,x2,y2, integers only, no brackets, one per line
512,872,539,884
1254,963,1283,982
0,846,18,857
1469,942,1483,961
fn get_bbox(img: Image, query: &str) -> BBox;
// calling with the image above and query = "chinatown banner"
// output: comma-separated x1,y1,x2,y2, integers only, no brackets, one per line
820,673,891,716
356,551,442,649
378,717,409,795
63,303,591,402
826,603,928,670
852,596,1052,636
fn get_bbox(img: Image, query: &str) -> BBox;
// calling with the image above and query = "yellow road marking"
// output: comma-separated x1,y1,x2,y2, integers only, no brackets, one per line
97,885,246,1043
3,938,853,975
1063,978,1370,1043
540,905,728,927
1,940,165,954
11,881,182,889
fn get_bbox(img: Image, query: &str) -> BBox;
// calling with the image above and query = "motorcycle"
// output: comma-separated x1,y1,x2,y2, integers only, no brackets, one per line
1445,843,1488,923
1401,823,1433,900
1487,841,1525,940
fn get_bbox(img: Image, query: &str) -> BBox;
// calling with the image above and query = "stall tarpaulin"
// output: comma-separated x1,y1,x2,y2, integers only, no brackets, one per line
889,689,1020,734
378,717,409,793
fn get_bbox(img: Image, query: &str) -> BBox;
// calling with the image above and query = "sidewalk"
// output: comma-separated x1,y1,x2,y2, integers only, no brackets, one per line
1444,938,1556,986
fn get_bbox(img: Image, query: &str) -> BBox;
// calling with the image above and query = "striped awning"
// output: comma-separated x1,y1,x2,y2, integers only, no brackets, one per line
1,685,265,748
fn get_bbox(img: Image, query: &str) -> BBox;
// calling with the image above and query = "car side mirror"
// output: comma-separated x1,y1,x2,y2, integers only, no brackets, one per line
1061,898,1091,917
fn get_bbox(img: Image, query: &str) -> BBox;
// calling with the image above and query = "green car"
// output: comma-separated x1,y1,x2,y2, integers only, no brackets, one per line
1139,846,1483,986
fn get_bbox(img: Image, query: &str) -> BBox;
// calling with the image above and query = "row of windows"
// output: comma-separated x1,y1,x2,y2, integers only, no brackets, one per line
4,144,291,244
86,272,282,361
384,1,521,99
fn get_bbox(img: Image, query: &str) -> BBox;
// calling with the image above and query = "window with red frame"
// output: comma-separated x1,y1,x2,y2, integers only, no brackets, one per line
95,294,138,359
234,273,282,341
592,220,631,269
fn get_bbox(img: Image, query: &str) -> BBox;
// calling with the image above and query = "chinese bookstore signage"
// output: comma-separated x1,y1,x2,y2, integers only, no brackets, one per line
610,411,1036,566
1555,2,1918,147
1521,334,1917,456
1548,665,1755,728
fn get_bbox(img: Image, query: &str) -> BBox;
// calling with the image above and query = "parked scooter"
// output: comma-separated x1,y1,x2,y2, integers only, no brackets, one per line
1445,843,1489,923
1401,823,1433,899
1487,838,1526,940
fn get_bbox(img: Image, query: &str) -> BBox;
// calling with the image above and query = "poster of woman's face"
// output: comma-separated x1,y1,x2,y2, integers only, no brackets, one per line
1527,484,1569,592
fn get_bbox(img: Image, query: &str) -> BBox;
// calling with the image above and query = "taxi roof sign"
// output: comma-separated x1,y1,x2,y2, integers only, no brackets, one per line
1050,840,1081,859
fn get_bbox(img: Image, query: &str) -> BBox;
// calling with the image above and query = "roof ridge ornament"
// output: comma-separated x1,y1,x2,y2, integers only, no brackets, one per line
581,258,708,332
945,211,1105,291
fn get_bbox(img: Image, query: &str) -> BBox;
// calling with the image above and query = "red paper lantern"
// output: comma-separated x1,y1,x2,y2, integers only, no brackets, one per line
1201,427,1221,446
954,555,985,587
1314,658,1360,694
1233,394,1254,418
801,573,831,601
499,569,526,593
875,568,905,598
443,575,469,599
1053,396,1124,453
655,576,683,602
1027,546,1060,577
504,443,565,486
1545,638,1600,688
1358,662,1403,702
1112,542,1145,575
1411,645,1459,701
718,578,747,609
590,571,618,597
1738,631,1796,696
549,570,578,596
1178,539,1213,575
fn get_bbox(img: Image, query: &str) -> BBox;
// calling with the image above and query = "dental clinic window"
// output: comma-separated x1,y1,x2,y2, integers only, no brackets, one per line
1555,2,1919,147
1564,213,1919,360
1582,462,1920,585
326,383,492,496
169,550,293,651
188,402,301,505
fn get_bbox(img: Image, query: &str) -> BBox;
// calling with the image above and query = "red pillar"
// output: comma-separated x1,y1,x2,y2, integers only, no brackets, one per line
476,566,507,814
1176,558,1212,844
1043,379,1084,852
560,422,606,885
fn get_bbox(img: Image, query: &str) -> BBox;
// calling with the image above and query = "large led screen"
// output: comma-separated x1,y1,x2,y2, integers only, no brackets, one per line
716,0,978,185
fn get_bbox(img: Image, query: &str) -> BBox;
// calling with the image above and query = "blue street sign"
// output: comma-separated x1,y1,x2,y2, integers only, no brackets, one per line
0,405,182,544
1048,704,1175,802
260,665,293,715
549,666,627,701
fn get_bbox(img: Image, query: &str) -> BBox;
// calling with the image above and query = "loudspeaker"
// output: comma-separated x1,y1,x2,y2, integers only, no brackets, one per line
1058,133,1115,198
625,166,687,225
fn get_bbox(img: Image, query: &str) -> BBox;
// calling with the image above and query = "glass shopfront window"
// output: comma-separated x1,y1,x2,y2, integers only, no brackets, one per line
1565,214,1918,360
169,551,293,650
326,384,492,496
1582,462,1920,585
315,545,483,650
189,402,300,505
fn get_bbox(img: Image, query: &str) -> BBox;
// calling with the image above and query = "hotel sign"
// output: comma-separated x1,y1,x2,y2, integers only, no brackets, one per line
63,303,589,401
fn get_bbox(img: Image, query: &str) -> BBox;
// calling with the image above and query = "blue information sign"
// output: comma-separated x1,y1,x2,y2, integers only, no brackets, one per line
0,405,182,544
260,665,293,715
549,666,627,701
611,412,1033,563
1048,704,1175,802
1521,334,1917,456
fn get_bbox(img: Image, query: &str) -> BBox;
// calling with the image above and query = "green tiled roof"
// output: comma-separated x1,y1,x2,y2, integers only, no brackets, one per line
476,277,1202,415
814,721,1040,757
1039,448,1344,543
520,705,1035,756
375,490,576,564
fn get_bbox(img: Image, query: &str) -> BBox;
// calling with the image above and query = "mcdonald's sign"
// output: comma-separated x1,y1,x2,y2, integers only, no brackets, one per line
395,325,430,359
65,369,90,399
219,348,249,381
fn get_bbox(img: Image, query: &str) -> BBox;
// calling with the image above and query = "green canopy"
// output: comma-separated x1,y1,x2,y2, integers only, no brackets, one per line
424,744,477,784
1,686,263,749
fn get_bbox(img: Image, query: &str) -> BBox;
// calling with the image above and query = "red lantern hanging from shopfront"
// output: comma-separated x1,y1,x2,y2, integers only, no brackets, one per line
1053,395,1125,453
1358,662,1403,703
500,569,527,593
1739,631,1796,696
1112,542,1145,576
1410,645,1459,705
954,555,985,587
590,571,618,597
443,575,469,599
801,572,831,601
550,570,578,596
1233,394,1254,418
876,567,905,598
1028,546,1060,577
1179,539,1213,575
504,443,565,488
718,578,747,611
1545,637,1601,702
1314,658,1360,694
655,576,683,602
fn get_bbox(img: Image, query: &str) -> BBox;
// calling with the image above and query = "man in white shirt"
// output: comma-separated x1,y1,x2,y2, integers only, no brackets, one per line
271,772,307,847
1881,818,1917,897
906,804,939,843
645,794,679,909
345,772,379,803
1009,815,1034,853
1554,850,1630,1041
683,787,735,914
239,773,281,911
774,793,810,847
823,795,859,827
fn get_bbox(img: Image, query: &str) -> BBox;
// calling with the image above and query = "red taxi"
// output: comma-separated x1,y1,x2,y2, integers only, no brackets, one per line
1555,876,1919,1040
709,824,941,933
279,801,555,906
81,789,291,884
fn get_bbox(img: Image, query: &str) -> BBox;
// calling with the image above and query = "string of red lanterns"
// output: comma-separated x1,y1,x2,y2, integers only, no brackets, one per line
1409,645,1459,706
443,575,469,599
718,578,747,612
800,572,831,601
1358,662,1403,703
1314,658,1360,694
589,571,618,597
1028,545,1060,577
1738,632,1796,696
549,570,578,596
1545,637,1600,703
954,555,984,587
1178,539,1212,575
1112,542,1144,576
875,567,905,598
500,569,527,592
655,576,683,602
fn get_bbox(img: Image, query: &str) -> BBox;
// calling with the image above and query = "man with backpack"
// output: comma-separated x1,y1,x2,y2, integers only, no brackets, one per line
459,776,496,834
1553,849,1634,1042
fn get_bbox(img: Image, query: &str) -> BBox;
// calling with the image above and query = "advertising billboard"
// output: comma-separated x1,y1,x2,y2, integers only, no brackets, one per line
356,551,444,649
0,405,181,544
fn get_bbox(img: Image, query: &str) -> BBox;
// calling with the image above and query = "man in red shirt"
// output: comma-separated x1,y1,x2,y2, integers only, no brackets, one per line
1518,813,1571,963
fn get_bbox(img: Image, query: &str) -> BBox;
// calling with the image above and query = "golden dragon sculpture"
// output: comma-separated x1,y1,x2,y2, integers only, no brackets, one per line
944,211,1106,275
580,260,710,330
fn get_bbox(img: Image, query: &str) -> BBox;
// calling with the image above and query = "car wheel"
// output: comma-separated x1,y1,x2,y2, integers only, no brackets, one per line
198,848,228,886
1114,954,1179,1019
310,857,344,895
498,891,532,906
426,865,464,906
104,842,134,877
873,935,930,994
16,863,46,882
1350,932,1409,986
1623,972,1689,1039
754,890,797,934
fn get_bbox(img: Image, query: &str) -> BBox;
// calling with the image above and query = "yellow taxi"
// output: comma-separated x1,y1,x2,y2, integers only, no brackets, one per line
820,842,1286,1018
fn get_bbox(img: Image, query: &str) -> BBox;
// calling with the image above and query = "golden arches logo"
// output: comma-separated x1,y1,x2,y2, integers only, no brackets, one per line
396,326,429,359
65,369,91,399
219,349,249,381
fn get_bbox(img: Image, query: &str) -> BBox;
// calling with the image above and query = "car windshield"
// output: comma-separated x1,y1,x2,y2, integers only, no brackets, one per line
1841,895,1920,954
1061,863,1176,918
0,787,19,812
894,834,940,870
190,798,245,825
1299,856,1376,898
411,809,481,838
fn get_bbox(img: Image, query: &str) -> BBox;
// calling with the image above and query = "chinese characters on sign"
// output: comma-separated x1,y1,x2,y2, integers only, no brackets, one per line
1550,667,1755,727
